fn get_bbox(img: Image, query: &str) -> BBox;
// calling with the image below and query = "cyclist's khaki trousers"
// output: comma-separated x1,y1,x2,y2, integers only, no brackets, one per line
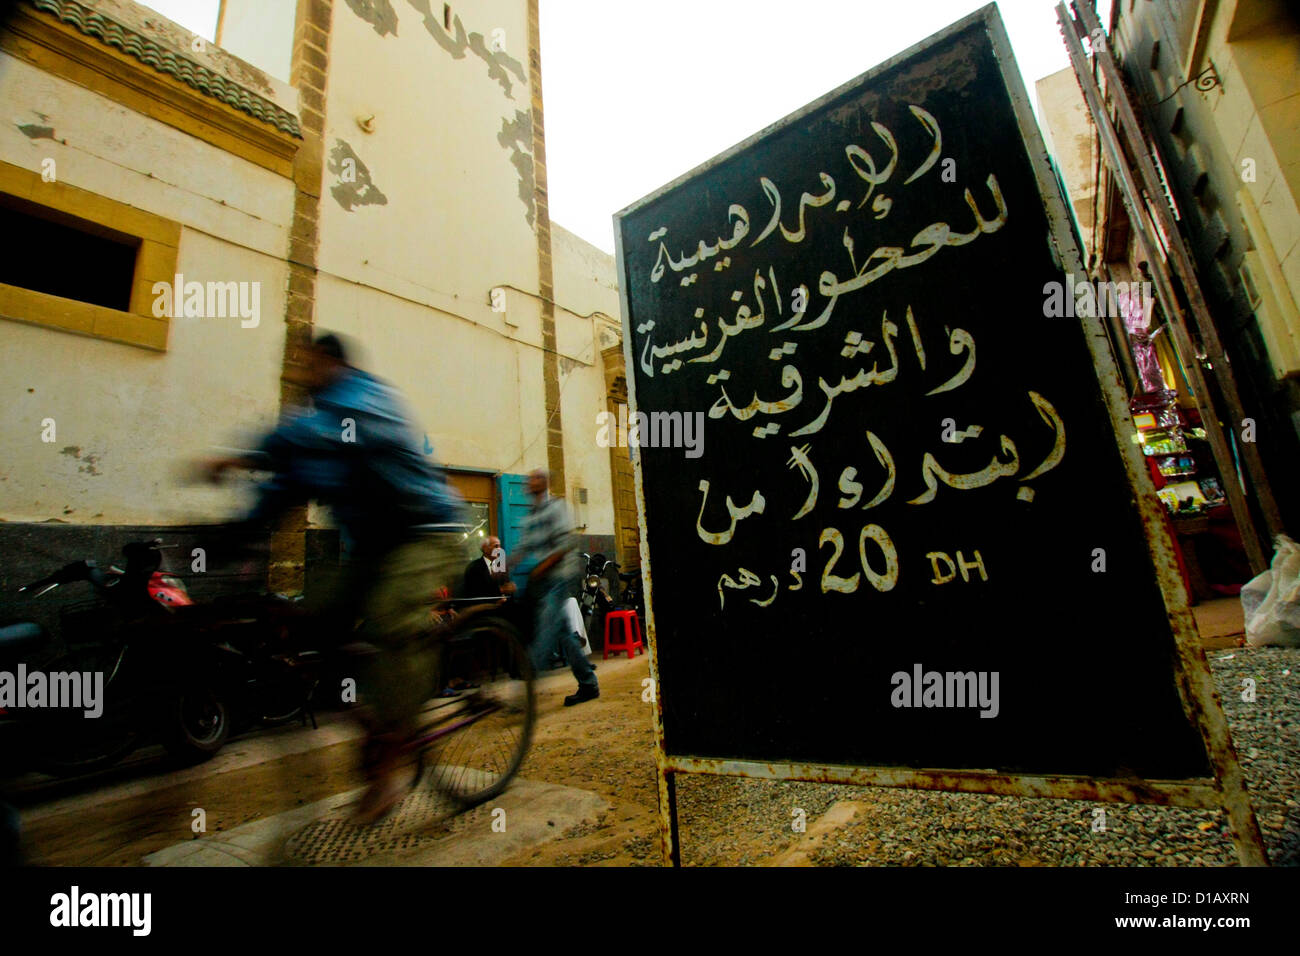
357,533,463,729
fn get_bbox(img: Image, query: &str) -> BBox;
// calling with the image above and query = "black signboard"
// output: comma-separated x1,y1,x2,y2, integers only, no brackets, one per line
615,7,1217,784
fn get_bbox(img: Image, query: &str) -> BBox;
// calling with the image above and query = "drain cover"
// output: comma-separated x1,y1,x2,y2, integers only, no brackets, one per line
281,772,482,864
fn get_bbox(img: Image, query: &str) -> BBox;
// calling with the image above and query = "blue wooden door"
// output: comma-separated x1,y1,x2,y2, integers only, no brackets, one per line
496,473,532,562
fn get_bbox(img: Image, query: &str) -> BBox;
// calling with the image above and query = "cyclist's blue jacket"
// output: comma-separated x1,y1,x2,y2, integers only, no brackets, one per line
247,367,466,555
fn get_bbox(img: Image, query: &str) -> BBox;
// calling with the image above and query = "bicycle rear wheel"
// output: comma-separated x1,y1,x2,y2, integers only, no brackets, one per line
418,617,535,808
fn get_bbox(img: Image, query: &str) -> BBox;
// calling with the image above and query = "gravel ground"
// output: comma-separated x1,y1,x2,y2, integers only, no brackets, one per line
675,646,1298,866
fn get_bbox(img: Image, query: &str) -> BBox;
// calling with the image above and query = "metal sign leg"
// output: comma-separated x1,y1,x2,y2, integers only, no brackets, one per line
656,764,680,868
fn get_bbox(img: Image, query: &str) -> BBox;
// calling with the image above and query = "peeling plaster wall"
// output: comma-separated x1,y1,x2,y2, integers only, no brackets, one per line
316,0,543,478
0,53,294,524
326,138,389,210
312,0,618,535
318,0,541,304
314,271,544,473
0,0,621,535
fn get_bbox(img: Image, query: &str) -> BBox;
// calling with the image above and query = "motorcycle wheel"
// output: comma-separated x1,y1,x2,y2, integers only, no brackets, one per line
162,683,230,763
31,722,142,778
29,648,142,778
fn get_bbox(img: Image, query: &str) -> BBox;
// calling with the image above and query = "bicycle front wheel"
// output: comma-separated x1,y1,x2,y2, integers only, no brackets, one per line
420,616,535,808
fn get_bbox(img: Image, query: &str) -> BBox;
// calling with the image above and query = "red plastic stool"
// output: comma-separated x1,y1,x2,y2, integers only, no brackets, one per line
603,609,644,660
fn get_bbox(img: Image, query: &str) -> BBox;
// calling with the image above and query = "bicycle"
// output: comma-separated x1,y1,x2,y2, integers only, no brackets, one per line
186,463,537,812
386,599,537,809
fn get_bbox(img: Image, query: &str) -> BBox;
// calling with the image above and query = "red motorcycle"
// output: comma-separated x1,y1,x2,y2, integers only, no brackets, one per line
0,540,225,776
1,540,320,777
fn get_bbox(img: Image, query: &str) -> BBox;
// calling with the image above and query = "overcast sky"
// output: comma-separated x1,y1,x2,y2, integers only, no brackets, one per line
142,0,1105,254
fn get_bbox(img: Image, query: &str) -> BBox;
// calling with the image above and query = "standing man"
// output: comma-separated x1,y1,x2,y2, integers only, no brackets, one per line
205,333,467,822
520,469,599,706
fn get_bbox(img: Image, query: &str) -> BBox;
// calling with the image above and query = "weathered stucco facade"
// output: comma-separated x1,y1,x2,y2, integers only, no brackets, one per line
0,0,299,527
0,0,625,610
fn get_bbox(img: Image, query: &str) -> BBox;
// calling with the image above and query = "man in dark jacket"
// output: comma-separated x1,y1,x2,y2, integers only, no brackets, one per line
463,536,512,598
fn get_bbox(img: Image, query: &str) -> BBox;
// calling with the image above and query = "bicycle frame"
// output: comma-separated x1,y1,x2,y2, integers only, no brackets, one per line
407,693,502,752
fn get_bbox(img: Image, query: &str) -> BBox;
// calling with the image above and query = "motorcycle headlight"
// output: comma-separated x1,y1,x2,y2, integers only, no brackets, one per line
586,575,600,588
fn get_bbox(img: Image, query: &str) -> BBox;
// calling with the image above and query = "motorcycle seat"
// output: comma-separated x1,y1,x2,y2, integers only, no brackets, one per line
0,622,45,656
618,571,639,582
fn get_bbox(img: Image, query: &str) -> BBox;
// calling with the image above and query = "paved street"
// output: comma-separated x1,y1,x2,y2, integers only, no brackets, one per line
10,653,659,866
8,600,1295,868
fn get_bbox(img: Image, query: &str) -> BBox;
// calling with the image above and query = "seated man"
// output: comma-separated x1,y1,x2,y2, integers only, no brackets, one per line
463,536,513,598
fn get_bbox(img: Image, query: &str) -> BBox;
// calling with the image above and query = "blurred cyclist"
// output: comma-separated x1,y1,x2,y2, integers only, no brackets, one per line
205,333,467,822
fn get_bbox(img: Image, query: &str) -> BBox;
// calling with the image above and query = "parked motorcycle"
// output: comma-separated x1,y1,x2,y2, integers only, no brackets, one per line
0,540,320,778
574,554,645,652
617,566,645,620
125,542,322,731
578,552,617,642
0,541,219,775
172,590,322,730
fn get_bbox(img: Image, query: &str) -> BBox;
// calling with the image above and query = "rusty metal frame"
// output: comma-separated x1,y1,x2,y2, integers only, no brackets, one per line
613,3,1266,868
1058,2,1272,575
1068,0,1283,565
1054,0,1265,865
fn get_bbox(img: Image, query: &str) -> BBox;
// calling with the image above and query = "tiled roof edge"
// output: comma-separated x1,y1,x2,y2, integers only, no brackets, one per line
26,0,303,139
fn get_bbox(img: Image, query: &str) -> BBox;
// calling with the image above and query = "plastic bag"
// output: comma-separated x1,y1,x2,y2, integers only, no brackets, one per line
562,596,591,655
1243,535,1300,647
